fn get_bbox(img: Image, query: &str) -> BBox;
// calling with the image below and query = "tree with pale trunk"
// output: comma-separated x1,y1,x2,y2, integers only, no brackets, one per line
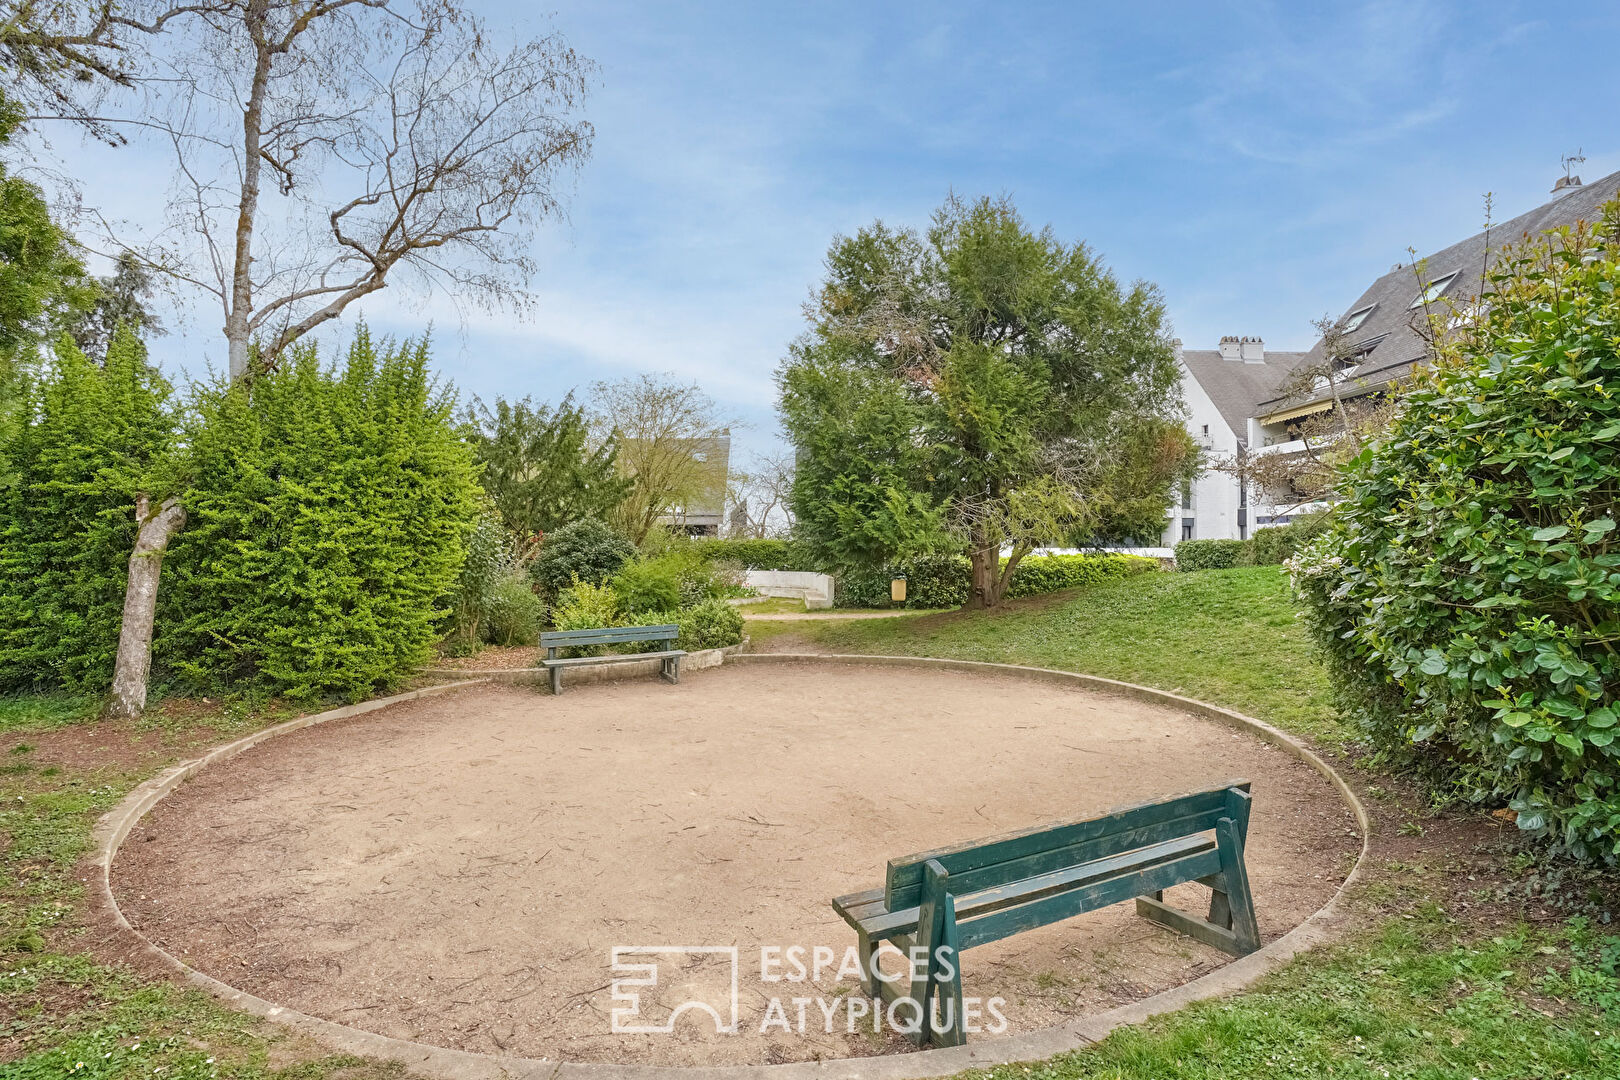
779,194,1190,608
24,0,594,715
588,373,733,546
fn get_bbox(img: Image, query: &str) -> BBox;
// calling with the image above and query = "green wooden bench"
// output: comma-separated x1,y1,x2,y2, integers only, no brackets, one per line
830,781,1259,1046
537,624,684,695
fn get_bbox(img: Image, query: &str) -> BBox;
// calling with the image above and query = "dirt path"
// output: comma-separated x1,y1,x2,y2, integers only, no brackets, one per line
115,664,1356,1066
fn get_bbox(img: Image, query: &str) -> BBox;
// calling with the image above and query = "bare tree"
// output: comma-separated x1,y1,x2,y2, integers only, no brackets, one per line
589,373,732,545
1218,314,1395,512
78,0,594,382
725,450,795,538
1,1,135,142
68,0,594,716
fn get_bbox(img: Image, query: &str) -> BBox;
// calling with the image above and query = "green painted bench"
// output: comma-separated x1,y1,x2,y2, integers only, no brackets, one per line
537,624,684,695
830,781,1259,1046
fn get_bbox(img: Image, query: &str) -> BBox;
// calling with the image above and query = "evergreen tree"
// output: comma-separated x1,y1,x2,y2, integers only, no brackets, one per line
0,325,176,690
467,393,631,537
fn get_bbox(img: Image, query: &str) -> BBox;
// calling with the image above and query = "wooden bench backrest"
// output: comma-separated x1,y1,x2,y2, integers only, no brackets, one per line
539,624,679,649
883,781,1250,911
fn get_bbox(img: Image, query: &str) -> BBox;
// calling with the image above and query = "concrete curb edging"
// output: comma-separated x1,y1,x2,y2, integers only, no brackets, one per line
91,654,1371,1080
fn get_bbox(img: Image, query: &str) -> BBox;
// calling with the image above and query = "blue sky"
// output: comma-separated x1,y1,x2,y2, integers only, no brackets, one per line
55,1,1620,463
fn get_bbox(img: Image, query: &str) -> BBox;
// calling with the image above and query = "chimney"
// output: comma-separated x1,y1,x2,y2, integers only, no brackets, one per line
1218,335,1241,361
1551,174,1584,197
1240,336,1265,363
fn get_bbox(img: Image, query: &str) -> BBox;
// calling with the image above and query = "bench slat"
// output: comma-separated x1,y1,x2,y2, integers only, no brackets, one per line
541,650,684,669
884,812,1227,911
540,624,678,648
883,780,1248,906
849,834,1216,940
959,844,1224,949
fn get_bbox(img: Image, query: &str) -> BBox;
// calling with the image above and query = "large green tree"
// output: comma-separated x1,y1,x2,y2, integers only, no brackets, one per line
779,194,1192,607
466,393,630,537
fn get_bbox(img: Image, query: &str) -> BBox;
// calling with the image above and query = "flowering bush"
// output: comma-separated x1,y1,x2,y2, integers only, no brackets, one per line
1294,201,1620,858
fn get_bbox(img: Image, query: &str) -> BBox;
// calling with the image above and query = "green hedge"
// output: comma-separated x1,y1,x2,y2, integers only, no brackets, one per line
1294,202,1620,858
0,328,177,691
836,552,1157,608
686,537,816,571
1174,539,1248,571
158,332,480,701
1248,514,1329,566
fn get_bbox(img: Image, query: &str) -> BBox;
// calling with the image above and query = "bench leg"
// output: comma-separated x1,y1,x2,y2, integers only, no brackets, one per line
550,665,562,696
931,892,965,1047
856,928,880,998
904,861,948,1045
1215,815,1260,952
661,655,681,684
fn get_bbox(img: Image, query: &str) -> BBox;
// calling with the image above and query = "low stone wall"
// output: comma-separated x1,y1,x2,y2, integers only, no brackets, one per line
744,569,833,609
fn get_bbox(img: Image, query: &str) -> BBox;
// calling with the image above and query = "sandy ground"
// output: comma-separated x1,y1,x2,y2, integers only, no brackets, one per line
115,664,1356,1066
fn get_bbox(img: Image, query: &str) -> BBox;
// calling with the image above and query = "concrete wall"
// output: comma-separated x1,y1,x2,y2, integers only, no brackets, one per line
744,569,833,610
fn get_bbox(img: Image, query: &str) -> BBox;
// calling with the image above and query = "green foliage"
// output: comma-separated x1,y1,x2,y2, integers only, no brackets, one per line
671,597,745,651
1247,513,1329,566
444,511,507,655
779,194,1190,603
0,134,93,370
611,557,682,614
836,552,1156,609
1005,553,1158,596
158,330,479,702
531,517,636,597
1176,538,1248,571
466,393,630,536
1293,203,1620,858
0,327,176,691
483,573,544,646
687,537,817,571
549,577,620,638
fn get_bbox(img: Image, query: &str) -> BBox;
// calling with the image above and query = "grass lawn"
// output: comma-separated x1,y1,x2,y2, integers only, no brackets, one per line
748,565,1339,741
1,566,1616,1079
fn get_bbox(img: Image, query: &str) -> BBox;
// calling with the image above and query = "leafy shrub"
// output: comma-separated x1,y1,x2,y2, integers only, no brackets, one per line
1248,513,1329,567
550,577,620,632
1175,539,1248,571
444,512,507,656
484,573,544,646
1006,553,1157,596
611,558,683,614
0,327,177,692
836,552,1154,607
687,537,816,571
159,331,479,701
670,597,745,651
531,518,636,597
1293,203,1620,858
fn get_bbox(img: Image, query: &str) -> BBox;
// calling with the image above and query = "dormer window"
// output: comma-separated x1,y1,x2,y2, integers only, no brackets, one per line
1341,304,1375,332
1410,272,1458,309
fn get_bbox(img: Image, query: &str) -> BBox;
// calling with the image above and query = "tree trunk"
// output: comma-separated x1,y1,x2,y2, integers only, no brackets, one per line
967,542,997,609
106,495,186,720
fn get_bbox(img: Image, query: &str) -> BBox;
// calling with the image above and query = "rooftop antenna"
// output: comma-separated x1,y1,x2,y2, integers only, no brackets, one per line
1553,149,1586,194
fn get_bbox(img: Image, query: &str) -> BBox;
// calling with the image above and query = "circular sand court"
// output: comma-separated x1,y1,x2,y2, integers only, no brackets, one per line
112,662,1358,1067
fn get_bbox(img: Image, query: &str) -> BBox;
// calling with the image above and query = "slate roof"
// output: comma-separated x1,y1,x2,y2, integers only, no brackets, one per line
1255,169,1620,418
1181,348,1308,442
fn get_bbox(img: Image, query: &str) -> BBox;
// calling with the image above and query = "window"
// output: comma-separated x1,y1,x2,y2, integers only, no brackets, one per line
1410,272,1458,309
1181,521,1194,541
1180,482,1193,510
1341,304,1375,332
1201,424,1210,435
